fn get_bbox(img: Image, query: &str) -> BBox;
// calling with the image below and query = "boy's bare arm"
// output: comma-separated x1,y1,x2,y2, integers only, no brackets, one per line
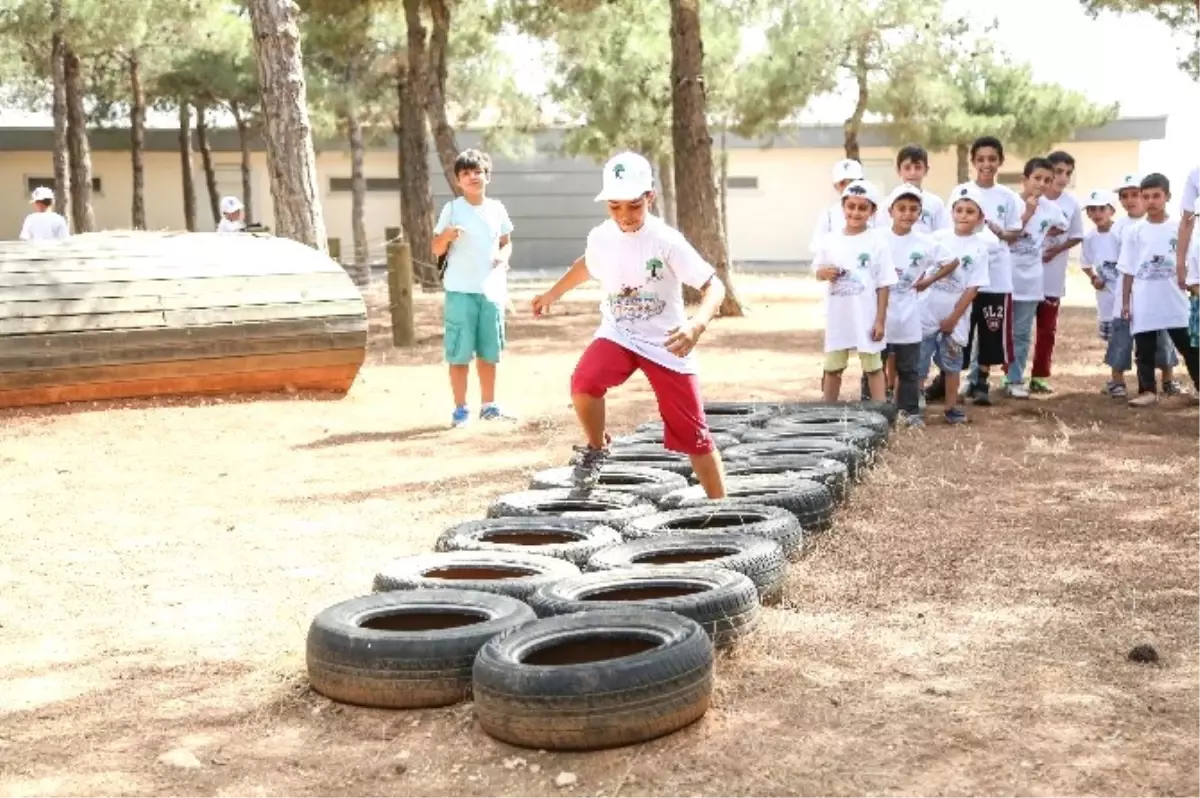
871,286,889,341
1121,273,1134,319
666,276,725,356
532,255,590,315
942,287,978,332
914,259,959,291
1177,214,1194,289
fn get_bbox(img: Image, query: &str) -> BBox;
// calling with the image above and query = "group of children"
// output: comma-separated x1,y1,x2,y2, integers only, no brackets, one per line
809,141,1200,425
17,187,249,239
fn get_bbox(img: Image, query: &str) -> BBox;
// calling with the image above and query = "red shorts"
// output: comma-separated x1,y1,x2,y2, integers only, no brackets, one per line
570,338,715,456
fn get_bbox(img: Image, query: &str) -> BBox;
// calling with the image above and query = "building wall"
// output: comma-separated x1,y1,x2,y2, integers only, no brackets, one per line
0,137,1143,268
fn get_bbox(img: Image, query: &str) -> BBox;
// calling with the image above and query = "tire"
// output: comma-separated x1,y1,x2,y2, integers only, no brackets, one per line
307,589,536,709
622,504,804,558
575,445,693,477
742,423,882,454
635,419,750,440
610,431,739,450
721,456,850,504
781,400,897,427
587,532,787,603
659,476,835,537
487,488,656,530
472,609,713,750
702,401,776,428
435,517,623,567
723,438,864,481
373,551,581,601
770,407,890,438
526,566,760,649
528,465,687,503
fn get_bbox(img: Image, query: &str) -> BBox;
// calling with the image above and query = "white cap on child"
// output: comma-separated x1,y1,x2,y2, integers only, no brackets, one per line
595,152,654,202
1084,189,1115,209
949,182,986,212
1115,172,1141,191
841,179,882,209
885,182,924,210
831,159,864,183
30,186,54,203
220,195,244,214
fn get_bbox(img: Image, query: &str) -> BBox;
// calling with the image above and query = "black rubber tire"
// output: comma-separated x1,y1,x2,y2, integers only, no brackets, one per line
573,445,694,477
472,609,713,750
373,551,580,601
528,464,687,503
658,476,835,537
307,589,536,709
610,431,739,450
769,407,890,437
781,400,898,427
435,517,623,567
723,438,864,481
526,566,760,649
702,401,776,428
487,488,656,530
635,419,750,440
587,532,787,603
742,423,882,454
622,504,804,558
720,456,850,503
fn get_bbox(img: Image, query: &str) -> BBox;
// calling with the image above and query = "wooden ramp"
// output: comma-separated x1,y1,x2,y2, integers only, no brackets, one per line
0,231,369,409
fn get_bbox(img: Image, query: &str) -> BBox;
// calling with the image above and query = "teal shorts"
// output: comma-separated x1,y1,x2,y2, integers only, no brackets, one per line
444,291,505,365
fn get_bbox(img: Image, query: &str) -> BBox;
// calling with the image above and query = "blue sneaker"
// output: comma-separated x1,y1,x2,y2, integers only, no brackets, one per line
451,406,470,427
480,404,515,421
945,406,968,425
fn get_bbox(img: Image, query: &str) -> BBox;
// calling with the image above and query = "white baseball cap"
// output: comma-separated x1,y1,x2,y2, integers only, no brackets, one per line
30,186,54,203
1083,188,1115,209
1115,172,1141,191
220,196,244,214
885,183,924,210
595,152,654,202
832,159,865,183
841,179,882,209
949,182,986,212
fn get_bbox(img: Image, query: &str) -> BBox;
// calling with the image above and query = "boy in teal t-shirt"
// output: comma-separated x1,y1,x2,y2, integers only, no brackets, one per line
432,149,515,427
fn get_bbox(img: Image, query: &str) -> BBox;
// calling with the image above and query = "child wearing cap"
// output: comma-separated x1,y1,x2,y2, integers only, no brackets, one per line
814,179,896,402
432,148,515,427
894,145,950,234
882,183,958,425
1118,173,1199,407
531,151,728,497
1080,188,1124,394
1003,157,1068,399
19,187,70,241
920,184,992,424
809,159,878,254
217,196,246,232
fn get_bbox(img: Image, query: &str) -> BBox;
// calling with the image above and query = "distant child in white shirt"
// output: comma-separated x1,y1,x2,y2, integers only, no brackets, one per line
531,152,728,498
814,179,896,402
809,159,877,254
217,196,247,232
881,183,958,426
1118,173,1199,406
920,184,992,425
19,187,70,241
892,145,950,234
1080,190,1125,395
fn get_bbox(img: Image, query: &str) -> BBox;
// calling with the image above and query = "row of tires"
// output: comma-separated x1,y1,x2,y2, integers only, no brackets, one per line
305,400,895,750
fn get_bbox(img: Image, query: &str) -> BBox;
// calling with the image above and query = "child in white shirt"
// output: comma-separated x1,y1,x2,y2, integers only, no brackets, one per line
809,159,879,254
216,196,247,233
814,180,897,403
532,152,728,497
893,145,950,234
1080,190,1125,396
19,187,70,241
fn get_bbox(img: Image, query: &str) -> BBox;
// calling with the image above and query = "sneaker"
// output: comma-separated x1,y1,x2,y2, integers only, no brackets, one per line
918,394,927,411
1030,378,1053,395
571,444,610,488
902,413,925,429
480,404,515,421
1162,380,1185,397
971,382,992,407
999,375,1010,389
944,407,968,425
1129,392,1159,407
451,406,470,427
924,373,946,402
1104,381,1128,399
1006,382,1031,399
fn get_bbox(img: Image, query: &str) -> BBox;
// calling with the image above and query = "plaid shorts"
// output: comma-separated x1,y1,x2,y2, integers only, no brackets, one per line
1098,319,1113,342
1189,296,1199,349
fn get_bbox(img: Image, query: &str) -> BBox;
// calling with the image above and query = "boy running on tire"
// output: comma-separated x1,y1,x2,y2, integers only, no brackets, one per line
531,152,728,499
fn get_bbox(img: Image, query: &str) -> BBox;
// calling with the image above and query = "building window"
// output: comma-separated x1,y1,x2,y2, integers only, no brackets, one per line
329,177,402,192
725,176,758,190
26,176,103,195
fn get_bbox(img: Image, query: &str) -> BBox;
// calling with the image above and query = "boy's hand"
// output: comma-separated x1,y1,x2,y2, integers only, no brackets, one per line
1042,247,1059,264
444,225,464,241
531,293,554,317
985,220,1003,237
665,322,705,357
1179,267,1189,292
1024,195,1039,215
1121,305,1131,321
815,266,842,281
913,276,934,292
939,316,957,335
870,320,885,342
1090,274,1105,290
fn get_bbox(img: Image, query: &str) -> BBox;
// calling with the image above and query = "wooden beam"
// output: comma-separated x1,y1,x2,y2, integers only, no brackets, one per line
386,239,415,347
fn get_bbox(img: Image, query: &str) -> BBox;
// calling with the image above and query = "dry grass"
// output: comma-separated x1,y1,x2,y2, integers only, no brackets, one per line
1,272,1197,797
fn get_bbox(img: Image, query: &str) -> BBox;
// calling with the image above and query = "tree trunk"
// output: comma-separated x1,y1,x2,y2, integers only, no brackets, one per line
842,43,869,161
247,0,328,251
658,154,676,227
231,102,255,224
63,43,95,233
668,0,742,316
178,103,197,232
718,126,730,259
956,142,969,183
195,103,221,225
399,0,438,289
129,52,146,229
425,0,461,195
347,106,370,284
50,1,71,226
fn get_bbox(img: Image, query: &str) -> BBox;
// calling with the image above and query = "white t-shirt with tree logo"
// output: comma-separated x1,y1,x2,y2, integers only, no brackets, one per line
1042,191,1083,298
972,183,1023,294
1081,228,1121,322
1010,197,1068,302
1117,218,1188,335
921,230,991,345
884,229,955,345
815,229,897,354
584,216,715,375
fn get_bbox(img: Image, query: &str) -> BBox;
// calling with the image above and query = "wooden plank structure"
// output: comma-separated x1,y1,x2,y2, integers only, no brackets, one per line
0,231,368,409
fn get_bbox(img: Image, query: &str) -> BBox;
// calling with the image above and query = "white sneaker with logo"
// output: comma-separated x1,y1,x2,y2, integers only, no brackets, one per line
1129,392,1159,407
1006,382,1031,399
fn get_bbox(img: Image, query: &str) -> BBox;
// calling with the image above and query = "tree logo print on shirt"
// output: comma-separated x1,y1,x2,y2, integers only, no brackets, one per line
1170,237,1179,253
1039,218,1050,232
997,204,1007,217
856,253,870,269
645,257,665,281
609,284,667,322
613,163,626,179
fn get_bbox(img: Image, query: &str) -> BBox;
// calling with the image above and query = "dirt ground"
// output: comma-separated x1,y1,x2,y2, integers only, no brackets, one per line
2,273,1197,797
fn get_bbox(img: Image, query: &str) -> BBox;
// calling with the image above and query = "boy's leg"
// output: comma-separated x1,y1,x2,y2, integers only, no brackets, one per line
570,338,638,448
940,336,966,422
1155,330,1180,393
1030,296,1060,390
822,350,850,401
1005,299,1038,392
475,298,508,417
444,292,479,424
892,342,921,417
1130,330,1159,404
1165,327,1199,389
639,357,725,499
973,292,1007,404
860,351,887,401
1105,318,1133,396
